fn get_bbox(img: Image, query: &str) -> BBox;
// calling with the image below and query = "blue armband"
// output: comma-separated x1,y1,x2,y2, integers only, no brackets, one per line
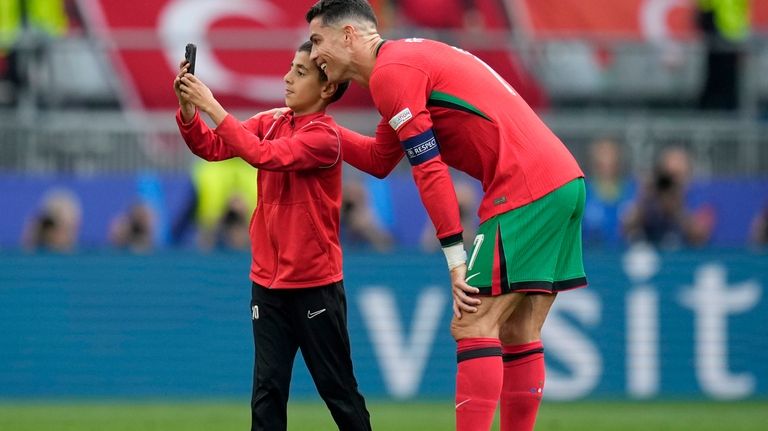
401,129,440,166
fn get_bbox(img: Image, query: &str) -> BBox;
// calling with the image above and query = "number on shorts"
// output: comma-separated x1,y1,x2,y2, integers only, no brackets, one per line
467,234,485,271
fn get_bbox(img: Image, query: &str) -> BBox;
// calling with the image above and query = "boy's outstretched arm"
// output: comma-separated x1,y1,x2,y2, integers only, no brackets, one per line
257,108,402,176
175,69,241,162
176,81,339,171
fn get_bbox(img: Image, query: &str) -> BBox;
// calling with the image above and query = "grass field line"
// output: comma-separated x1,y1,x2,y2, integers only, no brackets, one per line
0,400,766,430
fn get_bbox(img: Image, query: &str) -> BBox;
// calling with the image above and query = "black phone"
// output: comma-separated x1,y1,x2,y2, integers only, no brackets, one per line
185,43,197,75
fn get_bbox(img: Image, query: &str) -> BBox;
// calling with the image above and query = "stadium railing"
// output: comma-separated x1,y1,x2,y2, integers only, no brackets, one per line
1,108,767,177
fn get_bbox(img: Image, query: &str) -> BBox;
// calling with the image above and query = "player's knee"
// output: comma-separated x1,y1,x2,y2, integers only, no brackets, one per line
499,322,530,345
499,319,540,345
450,315,498,340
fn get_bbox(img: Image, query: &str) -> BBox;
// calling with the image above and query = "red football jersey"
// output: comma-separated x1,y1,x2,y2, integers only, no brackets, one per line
177,109,344,288
345,38,584,244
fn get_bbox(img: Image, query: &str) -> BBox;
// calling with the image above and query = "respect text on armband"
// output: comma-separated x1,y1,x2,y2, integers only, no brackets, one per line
402,130,440,166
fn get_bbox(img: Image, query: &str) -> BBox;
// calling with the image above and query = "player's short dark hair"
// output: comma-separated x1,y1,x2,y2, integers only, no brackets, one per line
297,40,349,104
306,0,377,27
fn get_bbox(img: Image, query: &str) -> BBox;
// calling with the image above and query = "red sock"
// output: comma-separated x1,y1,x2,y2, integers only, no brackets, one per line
500,341,545,431
455,338,503,431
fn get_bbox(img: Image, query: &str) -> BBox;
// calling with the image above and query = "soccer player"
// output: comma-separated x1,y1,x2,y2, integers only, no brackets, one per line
305,1,587,430
174,41,371,431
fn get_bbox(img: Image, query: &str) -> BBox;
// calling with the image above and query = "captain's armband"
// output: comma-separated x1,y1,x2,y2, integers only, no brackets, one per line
401,129,440,166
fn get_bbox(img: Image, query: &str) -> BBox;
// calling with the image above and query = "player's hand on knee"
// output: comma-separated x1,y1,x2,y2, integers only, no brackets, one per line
450,264,480,318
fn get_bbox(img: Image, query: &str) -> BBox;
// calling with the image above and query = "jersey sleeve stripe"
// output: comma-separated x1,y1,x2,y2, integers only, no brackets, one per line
428,90,491,121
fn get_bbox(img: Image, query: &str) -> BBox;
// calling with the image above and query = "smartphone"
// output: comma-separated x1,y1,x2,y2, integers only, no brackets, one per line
185,43,197,75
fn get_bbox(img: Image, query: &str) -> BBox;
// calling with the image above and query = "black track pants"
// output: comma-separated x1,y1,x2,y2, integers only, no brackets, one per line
250,281,371,431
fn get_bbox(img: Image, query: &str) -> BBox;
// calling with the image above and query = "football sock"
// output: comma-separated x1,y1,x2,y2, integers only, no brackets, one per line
500,340,545,431
455,337,503,431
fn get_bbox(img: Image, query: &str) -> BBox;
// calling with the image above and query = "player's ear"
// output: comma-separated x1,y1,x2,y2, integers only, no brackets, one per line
343,25,354,43
320,82,337,101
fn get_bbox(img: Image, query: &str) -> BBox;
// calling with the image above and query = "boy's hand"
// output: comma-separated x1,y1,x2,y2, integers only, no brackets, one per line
174,60,195,121
179,73,228,125
173,60,188,100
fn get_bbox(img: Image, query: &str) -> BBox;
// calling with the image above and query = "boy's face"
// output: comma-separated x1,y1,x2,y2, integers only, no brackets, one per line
283,50,326,115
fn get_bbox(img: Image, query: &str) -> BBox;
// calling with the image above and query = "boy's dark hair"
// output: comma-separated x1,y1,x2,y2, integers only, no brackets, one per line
306,0,377,27
297,40,349,104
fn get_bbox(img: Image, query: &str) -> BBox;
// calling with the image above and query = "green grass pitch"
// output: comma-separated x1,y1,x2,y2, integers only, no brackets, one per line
1,400,766,430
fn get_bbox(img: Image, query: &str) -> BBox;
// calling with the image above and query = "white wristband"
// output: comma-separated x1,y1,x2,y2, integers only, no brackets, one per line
442,243,467,270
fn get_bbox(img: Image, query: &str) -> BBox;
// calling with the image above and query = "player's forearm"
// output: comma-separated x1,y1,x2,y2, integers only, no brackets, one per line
412,159,465,259
341,129,401,178
343,136,389,177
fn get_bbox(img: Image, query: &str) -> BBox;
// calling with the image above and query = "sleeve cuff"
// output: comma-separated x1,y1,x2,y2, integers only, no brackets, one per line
439,233,464,248
176,107,199,128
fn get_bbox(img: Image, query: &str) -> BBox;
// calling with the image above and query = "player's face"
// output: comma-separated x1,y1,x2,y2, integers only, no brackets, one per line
283,51,323,115
308,17,350,83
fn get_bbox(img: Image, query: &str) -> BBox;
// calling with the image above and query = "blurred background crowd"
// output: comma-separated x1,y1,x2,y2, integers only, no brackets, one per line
2,0,768,254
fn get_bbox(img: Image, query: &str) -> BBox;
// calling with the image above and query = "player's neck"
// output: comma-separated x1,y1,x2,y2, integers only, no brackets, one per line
352,34,383,88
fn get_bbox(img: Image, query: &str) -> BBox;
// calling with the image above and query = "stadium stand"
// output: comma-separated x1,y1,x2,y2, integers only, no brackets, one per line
1,0,768,250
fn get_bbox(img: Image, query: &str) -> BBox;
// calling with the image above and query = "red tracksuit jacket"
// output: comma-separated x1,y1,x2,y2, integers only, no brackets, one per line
177,109,343,289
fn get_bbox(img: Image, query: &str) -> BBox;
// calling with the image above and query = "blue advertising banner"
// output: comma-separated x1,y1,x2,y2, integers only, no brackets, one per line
0,247,765,400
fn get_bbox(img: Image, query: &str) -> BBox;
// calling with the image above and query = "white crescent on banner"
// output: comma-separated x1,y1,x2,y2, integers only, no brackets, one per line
158,0,286,102
640,0,687,41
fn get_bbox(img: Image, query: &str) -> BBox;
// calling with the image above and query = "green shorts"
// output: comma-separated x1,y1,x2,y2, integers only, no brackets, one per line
465,178,587,296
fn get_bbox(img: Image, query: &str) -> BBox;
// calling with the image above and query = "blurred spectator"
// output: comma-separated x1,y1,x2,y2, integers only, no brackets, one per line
134,173,170,248
109,173,170,252
341,174,394,252
391,0,485,31
420,178,479,252
109,202,155,253
0,0,72,106
583,138,636,247
695,0,750,111
22,187,81,252
214,195,251,251
172,159,256,251
750,204,768,246
623,146,715,248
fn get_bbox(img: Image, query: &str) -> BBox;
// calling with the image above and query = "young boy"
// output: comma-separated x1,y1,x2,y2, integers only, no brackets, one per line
174,41,371,431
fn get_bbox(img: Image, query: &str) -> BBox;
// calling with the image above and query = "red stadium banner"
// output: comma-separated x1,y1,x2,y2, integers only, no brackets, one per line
517,0,768,39
79,0,550,111
755,0,768,32
80,0,374,110
516,0,696,40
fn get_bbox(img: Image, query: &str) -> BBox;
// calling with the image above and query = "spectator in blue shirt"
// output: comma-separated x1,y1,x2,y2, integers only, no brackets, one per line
583,137,636,247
